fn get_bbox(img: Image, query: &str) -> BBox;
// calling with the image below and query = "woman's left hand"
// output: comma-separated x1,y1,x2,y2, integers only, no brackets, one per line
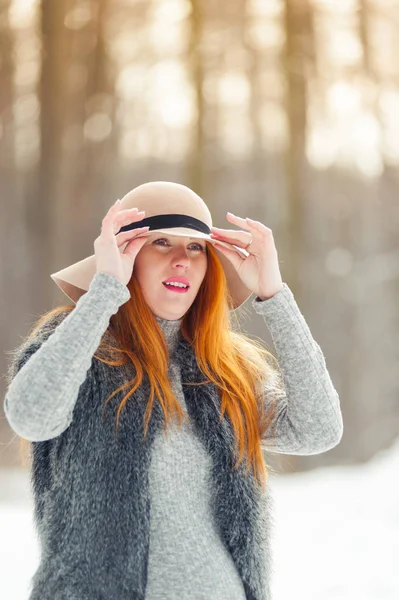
210,213,284,300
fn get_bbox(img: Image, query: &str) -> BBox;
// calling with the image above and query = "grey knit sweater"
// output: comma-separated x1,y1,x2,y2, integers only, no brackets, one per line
4,272,343,599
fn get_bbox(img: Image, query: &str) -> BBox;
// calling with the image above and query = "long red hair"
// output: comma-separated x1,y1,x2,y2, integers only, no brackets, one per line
17,243,280,489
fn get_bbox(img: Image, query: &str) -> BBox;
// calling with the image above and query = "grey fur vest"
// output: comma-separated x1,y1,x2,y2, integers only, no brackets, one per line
26,333,274,600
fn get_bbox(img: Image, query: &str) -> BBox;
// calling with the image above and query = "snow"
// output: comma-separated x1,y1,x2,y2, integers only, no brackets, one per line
1,439,397,599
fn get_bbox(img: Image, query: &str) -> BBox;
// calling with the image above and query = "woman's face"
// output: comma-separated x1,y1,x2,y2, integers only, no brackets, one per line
133,233,208,320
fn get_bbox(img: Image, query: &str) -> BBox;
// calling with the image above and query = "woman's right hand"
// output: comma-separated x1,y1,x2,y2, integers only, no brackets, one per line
94,199,150,286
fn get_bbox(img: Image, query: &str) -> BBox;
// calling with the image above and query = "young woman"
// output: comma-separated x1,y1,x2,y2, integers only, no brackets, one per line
4,181,343,600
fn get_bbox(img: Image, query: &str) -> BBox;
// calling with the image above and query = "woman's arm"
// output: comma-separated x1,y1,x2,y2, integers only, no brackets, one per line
252,283,343,455
3,272,130,442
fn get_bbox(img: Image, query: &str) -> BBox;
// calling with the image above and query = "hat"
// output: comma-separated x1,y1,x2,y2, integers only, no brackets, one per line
50,181,254,310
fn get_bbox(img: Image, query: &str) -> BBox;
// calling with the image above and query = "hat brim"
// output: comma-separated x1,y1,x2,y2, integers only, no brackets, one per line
50,230,253,310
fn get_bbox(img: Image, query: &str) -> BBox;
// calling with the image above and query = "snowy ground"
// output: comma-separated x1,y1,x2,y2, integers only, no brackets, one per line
0,440,397,600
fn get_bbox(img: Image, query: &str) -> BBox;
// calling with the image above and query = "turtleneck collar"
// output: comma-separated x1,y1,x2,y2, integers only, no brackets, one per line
154,315,183,357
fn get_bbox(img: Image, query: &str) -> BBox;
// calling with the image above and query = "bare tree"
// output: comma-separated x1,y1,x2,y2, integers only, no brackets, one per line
31,0,70,312
282,0,316,301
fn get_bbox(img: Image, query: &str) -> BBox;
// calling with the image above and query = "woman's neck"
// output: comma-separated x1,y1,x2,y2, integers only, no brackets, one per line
154,315,183,356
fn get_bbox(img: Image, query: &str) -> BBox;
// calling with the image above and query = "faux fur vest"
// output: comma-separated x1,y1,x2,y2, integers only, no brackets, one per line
27,332,274,600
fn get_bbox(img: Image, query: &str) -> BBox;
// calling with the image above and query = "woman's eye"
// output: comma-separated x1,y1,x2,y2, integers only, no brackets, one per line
189,243,205,251
153,239,205,251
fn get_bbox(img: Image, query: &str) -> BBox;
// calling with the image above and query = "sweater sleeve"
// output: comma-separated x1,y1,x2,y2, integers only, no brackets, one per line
251,283,343,455
3,272,131,442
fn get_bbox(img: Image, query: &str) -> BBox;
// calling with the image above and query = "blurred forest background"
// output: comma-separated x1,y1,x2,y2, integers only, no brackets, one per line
0,0,398,474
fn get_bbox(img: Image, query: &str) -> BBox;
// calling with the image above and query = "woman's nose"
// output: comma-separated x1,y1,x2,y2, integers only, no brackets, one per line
172,246,190,264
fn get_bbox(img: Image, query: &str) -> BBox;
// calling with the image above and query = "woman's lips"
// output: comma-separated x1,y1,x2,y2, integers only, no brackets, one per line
162,283,189,294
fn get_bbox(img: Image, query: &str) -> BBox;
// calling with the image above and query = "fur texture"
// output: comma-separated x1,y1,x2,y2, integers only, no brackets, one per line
15,327,275,600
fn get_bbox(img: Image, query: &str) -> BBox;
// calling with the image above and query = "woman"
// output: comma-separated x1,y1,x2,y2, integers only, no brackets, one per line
4,181,343,600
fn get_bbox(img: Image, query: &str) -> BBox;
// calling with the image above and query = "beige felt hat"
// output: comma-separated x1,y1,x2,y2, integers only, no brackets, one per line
50,181,254,310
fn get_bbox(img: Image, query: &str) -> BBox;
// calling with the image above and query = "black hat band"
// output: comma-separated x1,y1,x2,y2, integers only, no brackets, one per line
117,213,211,236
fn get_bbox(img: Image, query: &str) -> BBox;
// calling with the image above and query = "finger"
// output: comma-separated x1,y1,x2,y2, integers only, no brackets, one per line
108,199,123,215
103,202,140,228
123,235,149,257
102,204,123,234
210,229,252,249
114,207,140,222
226,213,270,234
115,227,150,246
225,214,252,233
109,210,145,235
113,210,146,233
